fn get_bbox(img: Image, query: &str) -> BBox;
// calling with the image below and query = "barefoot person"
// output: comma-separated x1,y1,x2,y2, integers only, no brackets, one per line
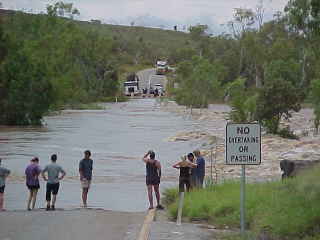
173,153,197,192
142,150,164,210
0,158,10,211
25,157,41,210
79,150,93,208
42,154,66,211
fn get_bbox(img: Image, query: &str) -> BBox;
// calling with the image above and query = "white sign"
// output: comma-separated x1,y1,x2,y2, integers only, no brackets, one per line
226,123,261,165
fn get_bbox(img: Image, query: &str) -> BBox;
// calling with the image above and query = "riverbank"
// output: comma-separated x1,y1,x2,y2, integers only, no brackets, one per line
160,100,320,182
163,165,320,240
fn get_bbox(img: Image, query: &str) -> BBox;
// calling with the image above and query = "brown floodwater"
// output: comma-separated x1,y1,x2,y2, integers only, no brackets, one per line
0,98,207,211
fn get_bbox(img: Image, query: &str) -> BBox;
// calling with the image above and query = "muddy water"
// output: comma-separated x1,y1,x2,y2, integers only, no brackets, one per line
0,99,207,211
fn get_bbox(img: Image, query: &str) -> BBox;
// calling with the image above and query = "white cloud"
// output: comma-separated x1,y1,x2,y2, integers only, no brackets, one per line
1,0,289,25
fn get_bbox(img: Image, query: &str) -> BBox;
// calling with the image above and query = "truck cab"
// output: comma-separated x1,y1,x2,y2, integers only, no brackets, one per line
156,60,168,75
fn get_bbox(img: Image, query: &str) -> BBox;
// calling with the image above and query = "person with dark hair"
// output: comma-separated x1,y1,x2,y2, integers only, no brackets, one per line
25,157,41,210
142,150,164,210
173,153,197,192
42,154,66,211
0,158,10,211
193,150,206,188
79,150,93,208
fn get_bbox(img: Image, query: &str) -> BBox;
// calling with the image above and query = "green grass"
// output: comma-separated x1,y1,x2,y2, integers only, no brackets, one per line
164,166,320,239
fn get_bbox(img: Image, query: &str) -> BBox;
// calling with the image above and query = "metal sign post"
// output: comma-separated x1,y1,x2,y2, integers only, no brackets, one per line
240,165,246,234
225,123,261,236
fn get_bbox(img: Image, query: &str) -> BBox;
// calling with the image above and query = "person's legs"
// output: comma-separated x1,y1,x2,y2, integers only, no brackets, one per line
51,183,60,210
179,178,185,193
46,183,52,210
185,179,191,192
82,188,88,207
0,193,4,210
153,184,161,207
147,185,153,209
27,188,33,210
31,189,38,209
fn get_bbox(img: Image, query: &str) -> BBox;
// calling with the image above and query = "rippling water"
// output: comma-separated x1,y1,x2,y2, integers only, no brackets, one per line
0,99,205,211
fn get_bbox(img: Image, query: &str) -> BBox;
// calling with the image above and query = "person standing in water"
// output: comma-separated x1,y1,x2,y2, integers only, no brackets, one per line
142,150,164,210
42,154,66,211
173,153,197,192
0,158,11,211
79,150,93,208
25,157,41,210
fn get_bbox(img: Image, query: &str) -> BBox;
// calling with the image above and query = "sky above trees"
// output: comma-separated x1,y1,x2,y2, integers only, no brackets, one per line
1,0,288,30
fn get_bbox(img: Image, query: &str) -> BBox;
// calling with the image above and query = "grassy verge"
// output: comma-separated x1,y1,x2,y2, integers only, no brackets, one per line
164,166,320,240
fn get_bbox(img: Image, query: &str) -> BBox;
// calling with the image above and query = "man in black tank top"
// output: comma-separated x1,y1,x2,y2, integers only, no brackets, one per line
142,151,164,210
173,153,197,192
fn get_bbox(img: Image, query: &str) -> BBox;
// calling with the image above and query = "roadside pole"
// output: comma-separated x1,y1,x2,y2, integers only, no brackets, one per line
225,123,261,237
240,165,246,235
176,192,185,226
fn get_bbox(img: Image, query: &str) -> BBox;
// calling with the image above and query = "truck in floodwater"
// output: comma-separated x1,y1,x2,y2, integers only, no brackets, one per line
124,73,140,96
124,81,140,96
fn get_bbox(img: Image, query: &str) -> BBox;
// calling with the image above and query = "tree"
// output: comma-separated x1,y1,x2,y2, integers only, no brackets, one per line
256,61,303,134
175,57,224,109
189,24,209,57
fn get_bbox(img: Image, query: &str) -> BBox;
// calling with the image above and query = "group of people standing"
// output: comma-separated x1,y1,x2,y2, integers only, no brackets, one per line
173,150,206,192
0,150,93,211
142,149,205,210
0,149,205,211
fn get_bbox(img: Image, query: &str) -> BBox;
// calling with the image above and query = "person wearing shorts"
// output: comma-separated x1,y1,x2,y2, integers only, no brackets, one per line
79,150,93,208
173,153,197,192
42,154,66,211
0,158,11,211
25,157,41,210
142,150,164,210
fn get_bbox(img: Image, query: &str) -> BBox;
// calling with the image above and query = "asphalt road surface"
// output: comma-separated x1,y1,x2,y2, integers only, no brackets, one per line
137,69,167,91
0,209,145,240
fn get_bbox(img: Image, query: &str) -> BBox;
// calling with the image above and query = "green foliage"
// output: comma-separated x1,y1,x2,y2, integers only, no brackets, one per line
164,166,320,239
0,5,122,125
174,57,224,108
310,78,320,132
255,60,304,134
1,45,53,125
256,78,302,134
227,77,257,123
278,127,299,140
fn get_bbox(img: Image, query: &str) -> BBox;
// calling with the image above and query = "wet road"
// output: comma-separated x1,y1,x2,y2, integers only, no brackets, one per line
0,98,205,211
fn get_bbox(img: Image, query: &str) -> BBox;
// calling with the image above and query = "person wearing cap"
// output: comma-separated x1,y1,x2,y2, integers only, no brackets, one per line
193,150,206,188
142,150,164,210
79,150,93,208
0,158,11,211
173,153,197,192
25,157,41,210
42,154,66,211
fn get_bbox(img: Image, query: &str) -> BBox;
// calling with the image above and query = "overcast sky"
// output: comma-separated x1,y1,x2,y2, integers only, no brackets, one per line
1,0,289,27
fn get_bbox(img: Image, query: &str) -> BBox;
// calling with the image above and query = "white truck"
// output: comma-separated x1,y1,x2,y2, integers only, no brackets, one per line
156,60,168,75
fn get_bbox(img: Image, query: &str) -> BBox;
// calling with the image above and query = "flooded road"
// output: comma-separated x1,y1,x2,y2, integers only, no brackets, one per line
0,98,206,211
